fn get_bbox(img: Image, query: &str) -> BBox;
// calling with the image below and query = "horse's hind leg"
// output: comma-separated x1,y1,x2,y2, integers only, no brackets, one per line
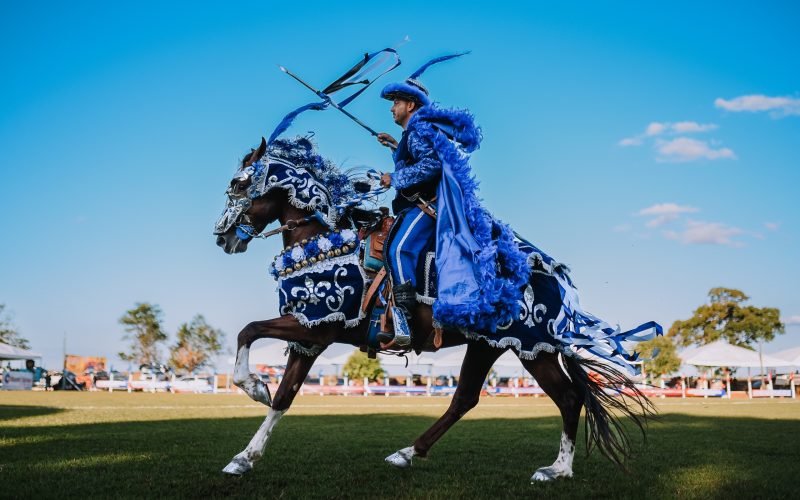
233,316,335,406
520,352,582,482
385,341,503,468
223,348,321,475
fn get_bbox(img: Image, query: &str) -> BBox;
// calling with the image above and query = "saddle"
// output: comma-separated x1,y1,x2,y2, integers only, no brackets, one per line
352,207,442,357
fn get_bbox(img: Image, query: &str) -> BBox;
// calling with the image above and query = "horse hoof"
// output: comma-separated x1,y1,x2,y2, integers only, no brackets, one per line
385,446,414,469
238,374,272,407
222,456,253,476
531,466,572,482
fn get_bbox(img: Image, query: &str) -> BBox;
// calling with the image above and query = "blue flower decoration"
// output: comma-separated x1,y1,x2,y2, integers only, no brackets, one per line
304,240,320,256
329,232,344,247
282,252,294,268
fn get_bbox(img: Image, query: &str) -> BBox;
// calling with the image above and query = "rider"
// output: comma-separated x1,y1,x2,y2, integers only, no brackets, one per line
375,53,530,347
376,75,440,346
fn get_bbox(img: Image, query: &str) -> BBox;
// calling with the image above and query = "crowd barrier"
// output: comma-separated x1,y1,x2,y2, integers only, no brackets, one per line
85,375,797,399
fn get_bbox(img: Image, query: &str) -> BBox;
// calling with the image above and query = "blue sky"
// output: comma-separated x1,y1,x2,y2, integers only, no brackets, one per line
1,1,798,369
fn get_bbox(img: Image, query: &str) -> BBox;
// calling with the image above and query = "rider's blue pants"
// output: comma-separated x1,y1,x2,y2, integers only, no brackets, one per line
386,206,436,287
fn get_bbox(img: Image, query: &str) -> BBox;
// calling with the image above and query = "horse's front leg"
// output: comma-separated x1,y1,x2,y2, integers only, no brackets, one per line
233,315,335,405
385,341,503,468
223,348,322,475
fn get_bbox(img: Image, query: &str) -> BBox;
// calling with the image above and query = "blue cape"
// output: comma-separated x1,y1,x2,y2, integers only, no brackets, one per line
405,105,530,332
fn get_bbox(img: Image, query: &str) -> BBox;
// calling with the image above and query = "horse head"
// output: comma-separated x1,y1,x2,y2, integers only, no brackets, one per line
214,136,358,254
214,137,285,254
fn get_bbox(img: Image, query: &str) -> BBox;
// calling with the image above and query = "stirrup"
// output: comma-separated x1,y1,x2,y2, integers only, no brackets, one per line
390,305,412,347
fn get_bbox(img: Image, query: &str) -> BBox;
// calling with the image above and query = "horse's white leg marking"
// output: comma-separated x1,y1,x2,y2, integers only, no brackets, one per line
531,432,575,482
222,408,286,475
385,445,416,469
232,345,271,406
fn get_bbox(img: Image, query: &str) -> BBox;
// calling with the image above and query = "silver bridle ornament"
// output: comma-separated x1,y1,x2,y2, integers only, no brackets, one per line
213,162,260,235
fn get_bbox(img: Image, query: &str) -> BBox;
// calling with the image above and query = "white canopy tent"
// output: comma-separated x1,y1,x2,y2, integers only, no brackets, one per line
771,346,800,367
0,342,42,361
248,340,291,367
680,340,787,368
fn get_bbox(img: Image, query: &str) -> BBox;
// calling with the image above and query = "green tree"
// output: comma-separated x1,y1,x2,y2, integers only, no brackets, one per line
342,351,385,382
668,287,784,348
638,335,681,376
118,303,168,366
0,304,30,349
168,315,225,373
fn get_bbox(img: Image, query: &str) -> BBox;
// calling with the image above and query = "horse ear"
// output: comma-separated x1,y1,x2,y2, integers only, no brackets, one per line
246,137,268,166
255,137,267,159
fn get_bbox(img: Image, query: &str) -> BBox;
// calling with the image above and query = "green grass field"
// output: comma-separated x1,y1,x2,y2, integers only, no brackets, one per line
1,392,798,499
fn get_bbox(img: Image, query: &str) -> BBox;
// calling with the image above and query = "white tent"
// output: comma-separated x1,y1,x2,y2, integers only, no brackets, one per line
771,346,800,367
248,340,290,367
0,342,42,360
428,346,467,367
680,340,787,368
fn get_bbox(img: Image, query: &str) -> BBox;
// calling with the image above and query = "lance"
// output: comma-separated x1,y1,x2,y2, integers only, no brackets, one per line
279,65,395,149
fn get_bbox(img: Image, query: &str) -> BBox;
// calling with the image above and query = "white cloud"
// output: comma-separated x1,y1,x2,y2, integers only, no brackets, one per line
645,122,667,136
783,315,800,325
620,121,719,148
715,94,800,117
765,222,780,231
618,137,642,147
637,203,699,228
637,203,700,216
655,137,736,162
671,121,718,133
664,220,744,246
645,214,678,228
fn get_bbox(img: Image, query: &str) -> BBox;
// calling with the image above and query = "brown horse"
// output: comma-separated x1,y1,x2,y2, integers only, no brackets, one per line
214,137,653,481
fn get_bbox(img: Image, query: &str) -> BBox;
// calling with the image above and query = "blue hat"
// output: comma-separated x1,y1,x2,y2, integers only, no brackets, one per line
380,52,469,106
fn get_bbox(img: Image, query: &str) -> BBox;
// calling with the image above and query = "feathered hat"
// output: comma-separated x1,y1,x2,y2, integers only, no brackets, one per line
380,52,469,106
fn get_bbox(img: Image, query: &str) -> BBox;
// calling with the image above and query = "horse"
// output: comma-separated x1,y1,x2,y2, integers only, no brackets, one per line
214,136,656,482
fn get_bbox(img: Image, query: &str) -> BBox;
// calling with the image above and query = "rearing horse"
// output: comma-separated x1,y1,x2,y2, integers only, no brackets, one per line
214,136,658,482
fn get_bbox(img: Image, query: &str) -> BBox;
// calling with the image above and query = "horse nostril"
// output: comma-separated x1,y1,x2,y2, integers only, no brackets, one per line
216,236,226,247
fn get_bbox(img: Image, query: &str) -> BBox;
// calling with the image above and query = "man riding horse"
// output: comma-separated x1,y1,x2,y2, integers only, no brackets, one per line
213,50,662,481
373,54,530,349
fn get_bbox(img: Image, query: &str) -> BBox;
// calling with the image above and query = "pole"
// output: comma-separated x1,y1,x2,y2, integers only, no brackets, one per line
62,332,67,391
279,66,393,148
726,369,731,400
759,340,765,389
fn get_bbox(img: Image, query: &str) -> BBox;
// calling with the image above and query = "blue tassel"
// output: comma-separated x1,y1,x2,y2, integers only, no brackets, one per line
268,101,328,145
409,51,470,80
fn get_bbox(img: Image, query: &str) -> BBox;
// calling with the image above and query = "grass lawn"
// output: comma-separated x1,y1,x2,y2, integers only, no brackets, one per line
1,392,798,498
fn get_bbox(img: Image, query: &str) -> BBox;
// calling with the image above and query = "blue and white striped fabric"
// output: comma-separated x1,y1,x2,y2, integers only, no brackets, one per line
452,238,663,375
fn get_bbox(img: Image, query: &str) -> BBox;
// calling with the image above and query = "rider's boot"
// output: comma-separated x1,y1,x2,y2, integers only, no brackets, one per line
389,281,416,347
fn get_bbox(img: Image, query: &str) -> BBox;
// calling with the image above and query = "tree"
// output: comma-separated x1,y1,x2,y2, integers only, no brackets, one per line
0,304,30,349
342,351,385,382
118,303,168,366
668,287,784,348
168,315,225,373
638,335,681,376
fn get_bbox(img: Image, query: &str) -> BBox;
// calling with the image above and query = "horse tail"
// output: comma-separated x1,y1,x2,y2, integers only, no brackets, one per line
562,354,657,468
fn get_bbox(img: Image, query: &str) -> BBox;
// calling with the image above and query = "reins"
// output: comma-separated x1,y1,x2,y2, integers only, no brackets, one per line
237,212,328,240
